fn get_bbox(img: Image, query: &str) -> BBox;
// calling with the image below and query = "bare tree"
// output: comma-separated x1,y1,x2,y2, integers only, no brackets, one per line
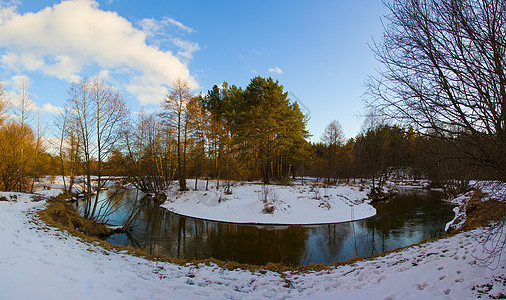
15,77,34,192
30,111,47,192
358,109,388,190
89,77,129,219
0,80,35,191
64,77,128,221
123,111,175,193
369,0,506,262
369,0,506,180
55,106,82,195
321,120,345,183
161,78,193,191
187,96,208,190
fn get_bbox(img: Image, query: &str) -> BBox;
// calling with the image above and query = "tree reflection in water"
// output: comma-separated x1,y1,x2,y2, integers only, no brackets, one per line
102,188,455,266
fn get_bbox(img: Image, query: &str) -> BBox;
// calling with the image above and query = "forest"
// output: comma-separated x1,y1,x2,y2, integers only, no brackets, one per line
0,73,499,202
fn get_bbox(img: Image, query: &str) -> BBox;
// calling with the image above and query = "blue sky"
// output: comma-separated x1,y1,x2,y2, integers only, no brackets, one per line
0,0,388,141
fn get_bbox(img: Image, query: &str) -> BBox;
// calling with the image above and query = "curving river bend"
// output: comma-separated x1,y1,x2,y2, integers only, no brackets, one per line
80,187,455,267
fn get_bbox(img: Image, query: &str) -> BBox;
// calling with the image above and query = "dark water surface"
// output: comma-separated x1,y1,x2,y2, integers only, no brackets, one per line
87,188,455,266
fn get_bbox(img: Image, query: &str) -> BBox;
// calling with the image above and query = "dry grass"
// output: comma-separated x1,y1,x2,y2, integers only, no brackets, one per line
460,190,506,231
37,195,113,237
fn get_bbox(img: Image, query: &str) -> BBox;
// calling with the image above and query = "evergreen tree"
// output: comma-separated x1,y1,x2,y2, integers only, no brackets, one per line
228,76,309,183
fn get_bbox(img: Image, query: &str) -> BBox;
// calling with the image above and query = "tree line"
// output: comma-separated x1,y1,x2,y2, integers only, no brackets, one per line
0,73,428,200
115,76,310,194
0,75,500,200
0,79,58,192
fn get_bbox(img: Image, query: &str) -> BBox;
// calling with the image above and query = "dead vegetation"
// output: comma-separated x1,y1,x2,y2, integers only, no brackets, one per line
460,191,506,231
37,195,114,237
259,185,281,214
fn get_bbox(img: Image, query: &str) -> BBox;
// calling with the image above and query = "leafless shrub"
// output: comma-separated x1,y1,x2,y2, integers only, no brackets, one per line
259,185,281,214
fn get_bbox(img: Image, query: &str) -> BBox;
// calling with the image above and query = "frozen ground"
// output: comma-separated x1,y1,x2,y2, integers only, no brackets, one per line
0,191,505,299
161,180,376,224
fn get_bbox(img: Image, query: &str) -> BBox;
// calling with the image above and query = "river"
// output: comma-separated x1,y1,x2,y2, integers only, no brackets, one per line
79,187,455,267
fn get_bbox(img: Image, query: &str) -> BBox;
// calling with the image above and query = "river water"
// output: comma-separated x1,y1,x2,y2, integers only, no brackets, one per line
85,187,455,266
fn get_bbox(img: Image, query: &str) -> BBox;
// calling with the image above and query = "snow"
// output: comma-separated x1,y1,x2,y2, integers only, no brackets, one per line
160,180,376,225
473,181,506,201
0,191,505,299
445,191,474,231
32,175,125,197
445,181,506,232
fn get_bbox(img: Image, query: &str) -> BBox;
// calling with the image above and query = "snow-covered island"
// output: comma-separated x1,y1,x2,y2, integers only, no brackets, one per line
160,180,376,224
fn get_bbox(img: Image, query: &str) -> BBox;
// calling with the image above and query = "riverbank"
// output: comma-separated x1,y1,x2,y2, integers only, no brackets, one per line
0,188,504,299
160,180,376,224
1,181,505,299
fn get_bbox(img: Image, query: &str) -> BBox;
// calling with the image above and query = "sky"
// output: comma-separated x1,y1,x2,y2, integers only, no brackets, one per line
0,0,388,141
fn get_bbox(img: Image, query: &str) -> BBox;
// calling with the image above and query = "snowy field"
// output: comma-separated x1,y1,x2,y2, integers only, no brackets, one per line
0,191,505,299
161,180,376,224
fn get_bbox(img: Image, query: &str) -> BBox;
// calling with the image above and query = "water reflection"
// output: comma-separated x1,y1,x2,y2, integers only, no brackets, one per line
99,187,455,266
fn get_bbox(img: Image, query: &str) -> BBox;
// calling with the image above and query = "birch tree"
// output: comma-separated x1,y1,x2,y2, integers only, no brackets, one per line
321,120,345,183
161,78,193,191
15,77,34,192
64,77,128,221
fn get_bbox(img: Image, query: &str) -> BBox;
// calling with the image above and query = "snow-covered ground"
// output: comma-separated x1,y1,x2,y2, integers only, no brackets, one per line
1,191,505,299
33,175,124,198
160,180,376,225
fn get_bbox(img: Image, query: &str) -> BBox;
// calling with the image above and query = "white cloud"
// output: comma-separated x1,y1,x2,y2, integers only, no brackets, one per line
40,103,63,114
138,17,161,38
171,37,200,60
11,74,30,86
0,0,198,105
166,17,194,33
1,53,44,72
138,16,197,62
132,107,157,116
139,16,194,35
44,55,82,82
126,79,169,107
41,136,61,155
268,67,284,74
97,69,111,80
